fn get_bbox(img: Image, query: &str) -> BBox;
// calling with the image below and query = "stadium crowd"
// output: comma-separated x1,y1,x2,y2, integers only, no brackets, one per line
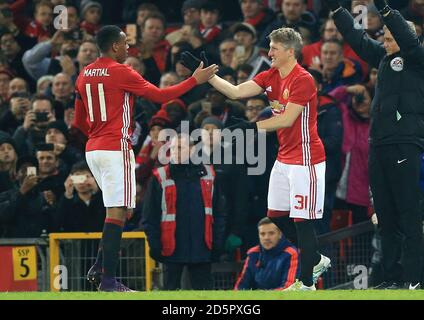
0,0,423,285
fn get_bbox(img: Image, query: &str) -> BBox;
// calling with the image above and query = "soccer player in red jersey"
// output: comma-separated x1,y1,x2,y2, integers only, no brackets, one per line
182,27,331,290
72,25,218,291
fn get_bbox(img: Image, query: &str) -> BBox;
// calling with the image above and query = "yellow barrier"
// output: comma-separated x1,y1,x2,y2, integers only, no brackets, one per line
49,232,154,292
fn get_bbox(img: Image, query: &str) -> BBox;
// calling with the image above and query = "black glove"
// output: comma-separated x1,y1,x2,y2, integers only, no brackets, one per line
324,0,341,11
181,51,209,72
226,117,258,133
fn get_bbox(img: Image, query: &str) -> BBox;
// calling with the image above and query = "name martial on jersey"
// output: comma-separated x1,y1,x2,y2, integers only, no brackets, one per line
84,68,110,77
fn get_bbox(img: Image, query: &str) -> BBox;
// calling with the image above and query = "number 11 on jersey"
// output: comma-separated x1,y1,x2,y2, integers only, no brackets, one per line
86,83,107,122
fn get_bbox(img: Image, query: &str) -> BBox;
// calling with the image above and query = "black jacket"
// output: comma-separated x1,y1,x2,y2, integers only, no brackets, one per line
141,163,226,264
333,9,424,148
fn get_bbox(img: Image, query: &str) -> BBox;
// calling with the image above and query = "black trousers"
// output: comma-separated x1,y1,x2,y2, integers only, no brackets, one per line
163,262,213,290
369,144,423,283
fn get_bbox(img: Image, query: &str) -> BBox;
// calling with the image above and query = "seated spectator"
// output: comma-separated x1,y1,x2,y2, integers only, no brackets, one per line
135,3,160,29
259,0,319,48
0,155,59,237
217,67,237,85
13,94,55,157
0,133,17,193
159,72,181,88
57,161,105,232
0,91,31,136
74,39,99,76
230,22,269,71
45,120,82,176
51,73,74,121
365,4,384,42
124,56,146,76
236,63,254,84
331,84,372,224
234,217,299,290
301,18,368,80
80,1,103,36
245,94,268,121
0,68,13,108
310,39,362,93
239,0,275,41
36,75,54,95
219,38,237,68
160,99,188,128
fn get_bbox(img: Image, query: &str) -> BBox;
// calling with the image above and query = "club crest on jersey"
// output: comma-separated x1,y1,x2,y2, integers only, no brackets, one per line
282,89,289,100
270,100,285,114
390,57,403,72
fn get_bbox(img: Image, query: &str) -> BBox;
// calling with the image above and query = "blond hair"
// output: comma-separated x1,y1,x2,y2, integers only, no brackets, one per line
268,27,303,59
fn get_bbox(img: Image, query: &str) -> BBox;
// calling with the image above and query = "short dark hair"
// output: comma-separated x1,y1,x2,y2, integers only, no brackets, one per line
70,161,91,175
137,3,159,14
96,25,123,53
31,94,53,110
247,94,268,106
257,217,275,228
141,12,166,30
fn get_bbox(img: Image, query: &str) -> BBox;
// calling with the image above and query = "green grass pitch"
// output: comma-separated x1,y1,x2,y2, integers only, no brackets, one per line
0,290,423,300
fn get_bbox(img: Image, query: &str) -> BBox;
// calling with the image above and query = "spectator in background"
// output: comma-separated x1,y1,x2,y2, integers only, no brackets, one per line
166,0,203,45
51,73,74,121
160,99,188,128
331,84,371,224
219,38,237,68
135,3,160,30
0,155,59,238
80,1,103,36
124,56,146,76
245,94,268,121
199,1,223,45
366,4,385,41
13,94,55,157
310,70,343,234
231,22,269,71
301,18,368,80
36,75,54,95
45,120,82,176
58,161,105,232
131,12,170,85
0,133,18,193
142,133,226,290
159,72,181,88
310,39,362,93
0,91,31,136
236,63,254,84
75,40,99,75
259,0,319,47
136,112,171,205
234,217,299,290
239,0,275,41
0,68,13,107
21,0,54,41
8,77,28,97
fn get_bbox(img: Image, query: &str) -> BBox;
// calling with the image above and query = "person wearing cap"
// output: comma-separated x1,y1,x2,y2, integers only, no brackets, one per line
45,120,83,176
230,22,269,71
200,116,249,260
0,132,18,193
239,0,275,41
258,0,319,48
80,1,103,35
0,92,31,136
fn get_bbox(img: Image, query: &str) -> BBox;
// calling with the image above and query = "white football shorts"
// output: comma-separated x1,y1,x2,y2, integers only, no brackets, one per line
267,160,325,220
86,149,136,209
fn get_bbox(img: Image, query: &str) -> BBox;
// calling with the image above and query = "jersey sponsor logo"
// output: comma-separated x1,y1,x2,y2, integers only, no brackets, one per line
270,100,285,114
84,68,110,77
390,57,404,72
282,88,289,100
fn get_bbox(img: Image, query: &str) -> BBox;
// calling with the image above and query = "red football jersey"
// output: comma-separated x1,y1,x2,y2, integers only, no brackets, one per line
253,63,325,165
74,57,197,152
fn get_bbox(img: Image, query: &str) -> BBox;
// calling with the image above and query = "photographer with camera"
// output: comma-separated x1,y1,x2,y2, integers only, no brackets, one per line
325,0,424,290
57,161,104,232
13,94,55,157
